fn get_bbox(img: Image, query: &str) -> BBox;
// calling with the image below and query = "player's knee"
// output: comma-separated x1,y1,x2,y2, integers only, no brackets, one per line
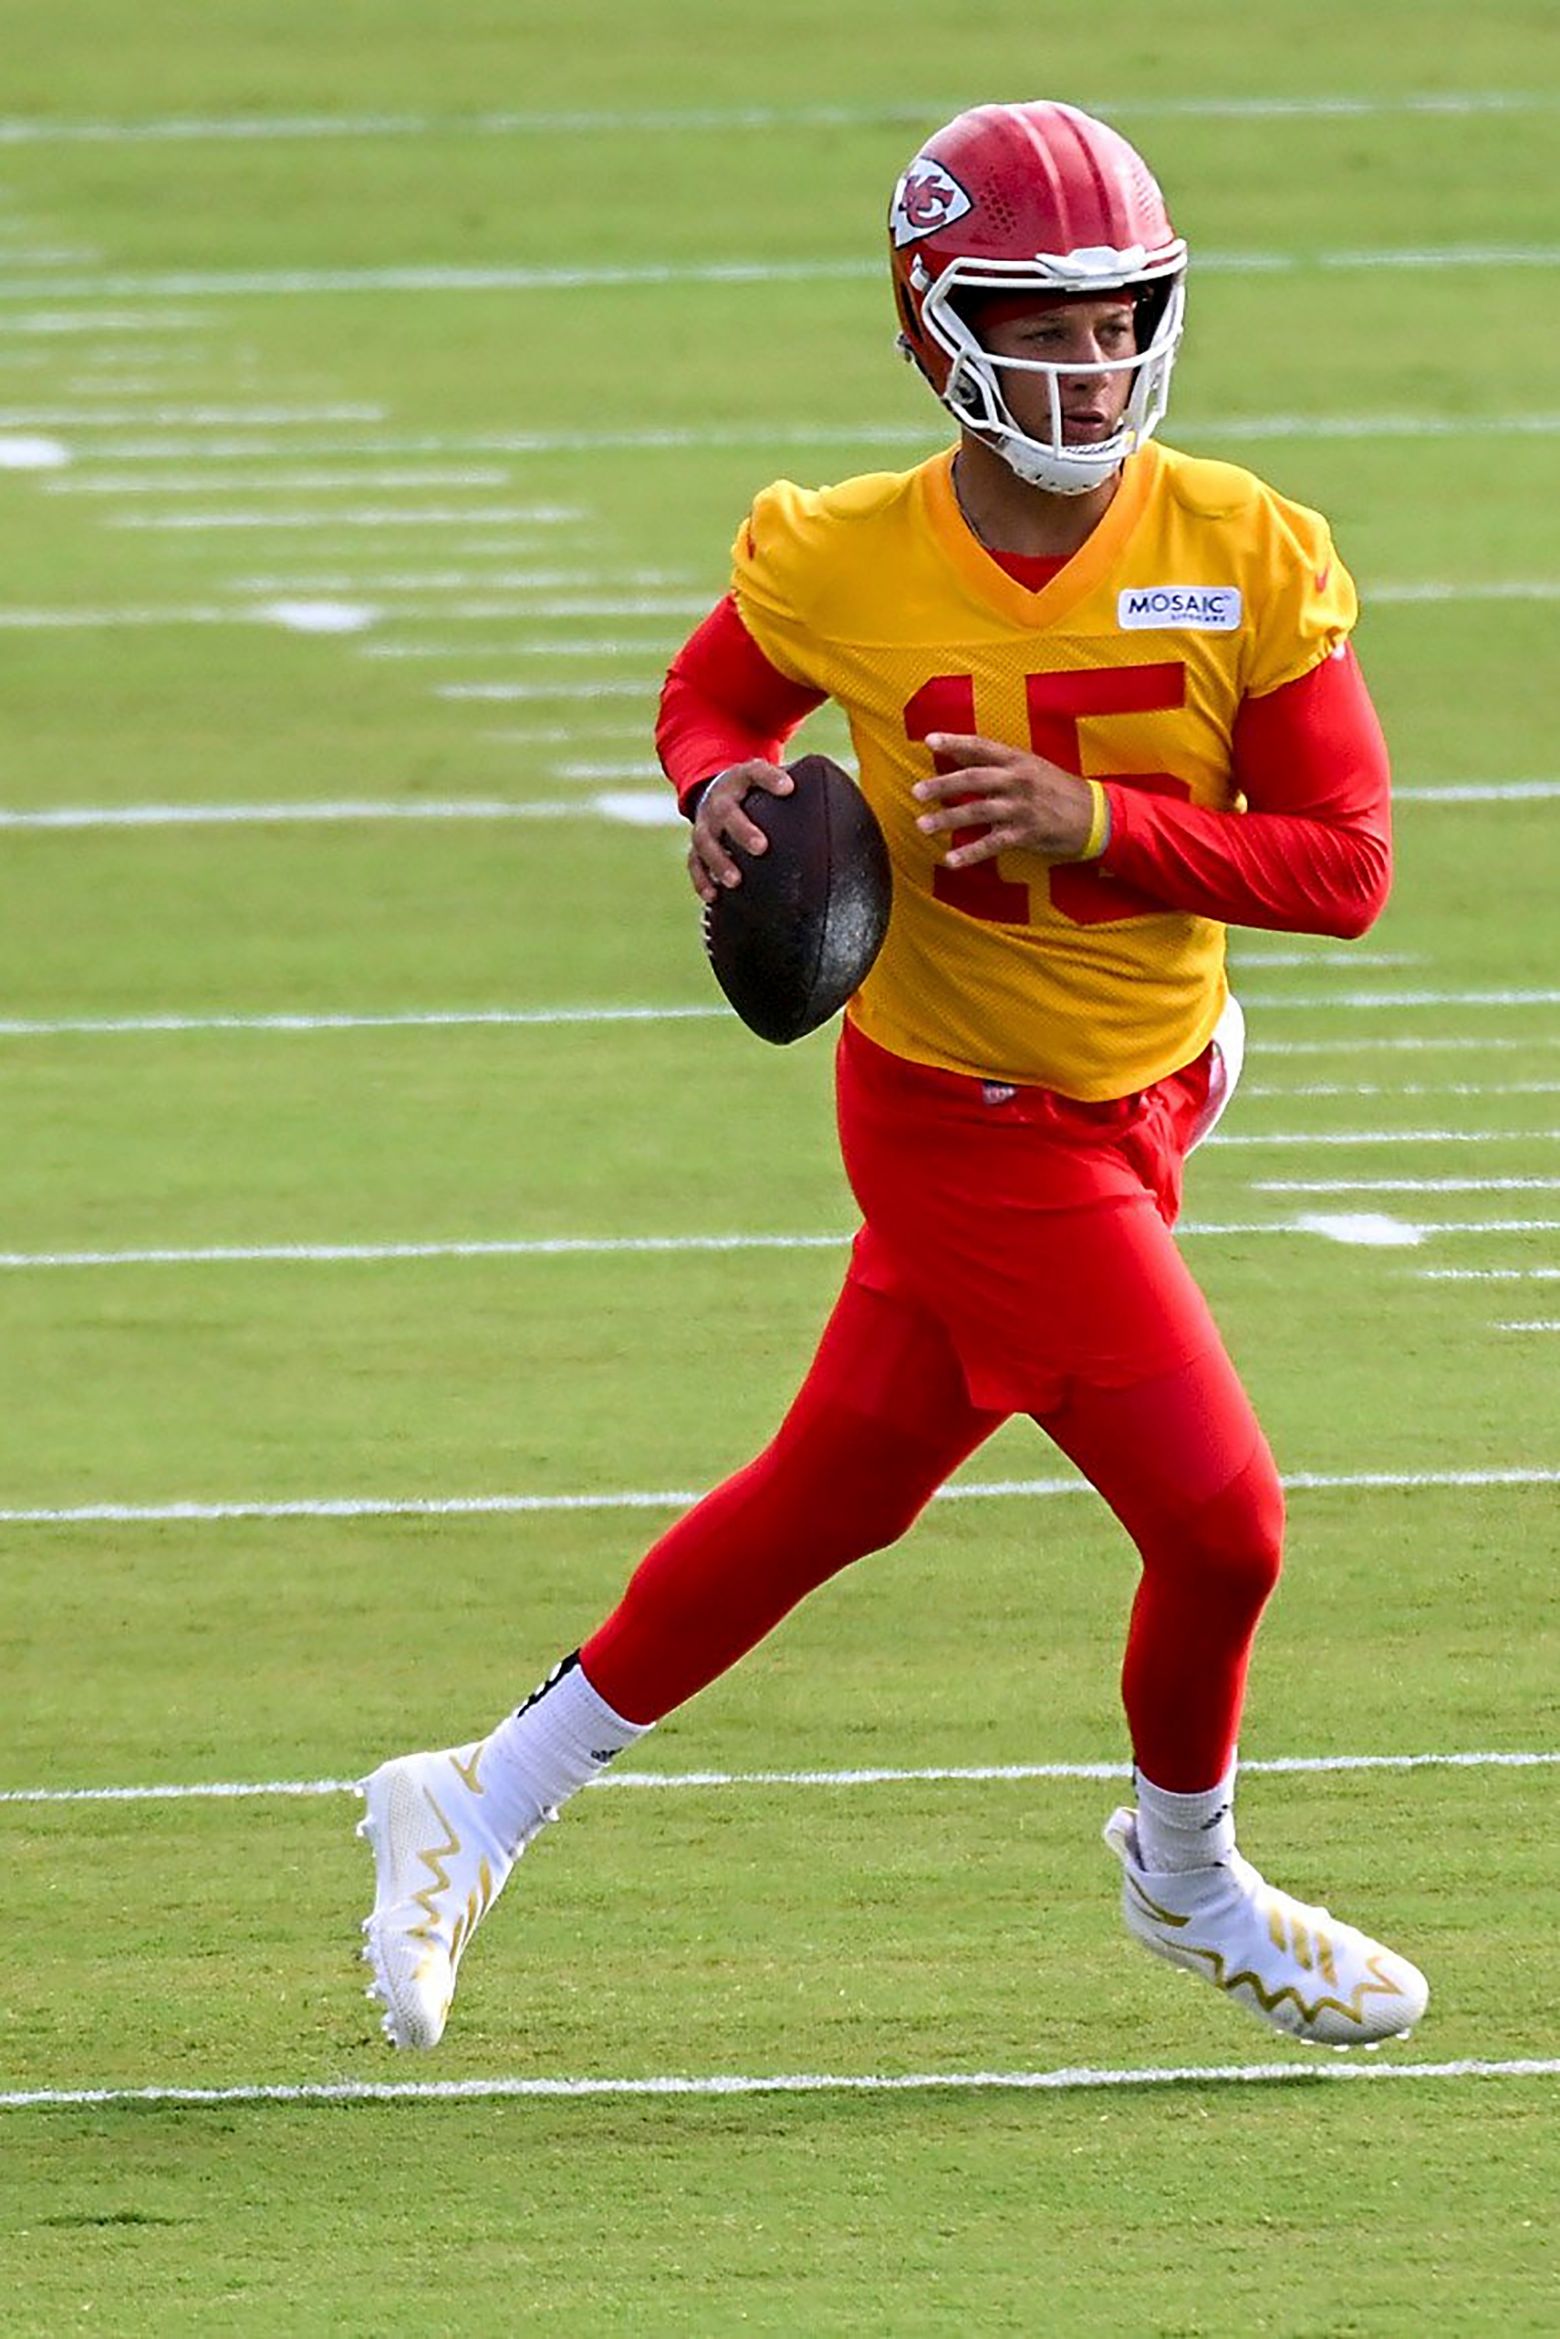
1179,1444,1285,1607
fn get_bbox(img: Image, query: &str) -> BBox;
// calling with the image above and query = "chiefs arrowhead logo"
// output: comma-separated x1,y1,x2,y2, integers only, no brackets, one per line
890,157,974,247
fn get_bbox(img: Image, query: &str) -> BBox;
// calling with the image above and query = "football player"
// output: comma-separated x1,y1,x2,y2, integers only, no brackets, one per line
358,100,1427,2054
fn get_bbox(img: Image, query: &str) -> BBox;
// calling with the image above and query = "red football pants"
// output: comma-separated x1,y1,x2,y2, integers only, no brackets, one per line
581,1024,1285,1791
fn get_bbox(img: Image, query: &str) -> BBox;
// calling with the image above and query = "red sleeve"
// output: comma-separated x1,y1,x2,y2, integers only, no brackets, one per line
657,594,828,814
1097,645,1393,938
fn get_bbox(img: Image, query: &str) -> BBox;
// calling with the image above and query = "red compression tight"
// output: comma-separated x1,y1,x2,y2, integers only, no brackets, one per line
580,1273,1284,1790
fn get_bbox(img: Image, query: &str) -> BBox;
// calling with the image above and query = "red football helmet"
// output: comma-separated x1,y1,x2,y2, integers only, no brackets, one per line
889,102,1187,495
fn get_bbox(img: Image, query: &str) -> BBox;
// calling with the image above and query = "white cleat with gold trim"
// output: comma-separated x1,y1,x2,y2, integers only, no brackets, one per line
357,1743,534,2050
1103,1806,1429,2047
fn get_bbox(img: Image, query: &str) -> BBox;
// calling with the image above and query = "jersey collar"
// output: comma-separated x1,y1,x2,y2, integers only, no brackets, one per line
924,441,1161,629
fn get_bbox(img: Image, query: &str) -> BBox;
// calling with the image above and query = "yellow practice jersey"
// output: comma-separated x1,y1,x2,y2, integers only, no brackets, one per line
731,441,1357,1098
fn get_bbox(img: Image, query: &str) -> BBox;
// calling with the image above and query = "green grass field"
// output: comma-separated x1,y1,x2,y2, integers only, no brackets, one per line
1,3,1557,2331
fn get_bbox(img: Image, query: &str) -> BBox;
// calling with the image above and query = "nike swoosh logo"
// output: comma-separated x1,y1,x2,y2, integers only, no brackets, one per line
1314,564,1332,593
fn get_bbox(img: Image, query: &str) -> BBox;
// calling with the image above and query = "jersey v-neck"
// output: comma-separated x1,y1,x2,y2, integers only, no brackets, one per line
986,548,1069,591
923,443,1159,630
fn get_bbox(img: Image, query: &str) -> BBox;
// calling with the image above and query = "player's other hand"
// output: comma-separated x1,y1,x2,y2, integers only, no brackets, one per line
914,733,1096,866
688,761,795,904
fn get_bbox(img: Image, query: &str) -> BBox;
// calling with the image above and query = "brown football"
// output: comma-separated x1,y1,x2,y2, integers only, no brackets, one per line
702,754,894,1044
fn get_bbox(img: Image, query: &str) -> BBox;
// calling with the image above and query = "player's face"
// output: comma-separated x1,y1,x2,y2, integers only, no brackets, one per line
978,297,1138,447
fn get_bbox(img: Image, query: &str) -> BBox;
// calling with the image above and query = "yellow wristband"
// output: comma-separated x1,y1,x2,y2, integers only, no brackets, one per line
1080,778,1111,862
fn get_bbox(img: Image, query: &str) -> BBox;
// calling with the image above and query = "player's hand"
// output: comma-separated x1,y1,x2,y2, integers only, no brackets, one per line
688,761,795,904
913,733,1096,866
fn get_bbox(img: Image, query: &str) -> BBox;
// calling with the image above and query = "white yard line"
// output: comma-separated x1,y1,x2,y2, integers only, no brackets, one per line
1422,1267,1560,1280
1497,1319,1560,1333
0,597,1556,637
410,595,704,617
0,1467,1551,1528
0,308,202,334
0,604,236,629
1372,583,1560,604
226,566,697,591
2,2059,1555,2115
436,678,656,700
108,503,582,530
435,667,666,692
0,400,383,424
0,1214,1553,1269
0,798,639,829
1,1749,1554,1808
1247,1081,1560,1098
0,1234,850,1269
1245,991,1560,1010
1228,952,1419,968
45,467,512,493
2,250,1558,305
1256,1176,1560,1194
1393,781,1560,801
1207,1129,1560,1146
0,999,1557,1038
59,412,1560,461
0,94,1551,146
373,642,657,660
0,1003,727,1036
1260,1036,1560,1055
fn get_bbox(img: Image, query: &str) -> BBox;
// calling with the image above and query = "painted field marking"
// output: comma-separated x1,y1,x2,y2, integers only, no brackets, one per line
481,724,649,747
358,594,705,620
1227,951,1420,969
61,413,1560,464
1260,1035,1560,1056
1422,1267,1560,1281
543,759,676,784
226,566,698,592
3,2058,1557,2115
1246,991,1560,1011
3,1747,1556,1808
1208,1129,1560,1147
0,1467,1552,1528
0,93,1550,147
3,249,1560,305
0,605,320,631
3,784,1555,832
0,798,652,830
1373,582,1560,604
1256,1177,1560,1195
1,1000,1558,1041
1393,781,1560,802
0,400,383,425
45,467,513,494
108,503,584,531
0,309,202,334
0,1004,728,1037
434,678,655,701
435,670,665,694
59,412,1560,462
3,596,1556,639
0,1214,1552,1269
1247,1082,1560,1099
0,1233,849,1270
1498,1319,1560,1333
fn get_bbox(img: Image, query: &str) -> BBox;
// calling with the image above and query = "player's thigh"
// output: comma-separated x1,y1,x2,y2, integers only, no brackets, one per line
779,1261,1007,1493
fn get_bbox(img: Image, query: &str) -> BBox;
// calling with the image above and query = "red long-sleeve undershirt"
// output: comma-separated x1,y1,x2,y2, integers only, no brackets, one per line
656,592,1392,941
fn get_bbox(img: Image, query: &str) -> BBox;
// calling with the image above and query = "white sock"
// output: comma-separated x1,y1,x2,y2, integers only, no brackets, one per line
477,1653,650,1853
1133,1765,1237,1873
